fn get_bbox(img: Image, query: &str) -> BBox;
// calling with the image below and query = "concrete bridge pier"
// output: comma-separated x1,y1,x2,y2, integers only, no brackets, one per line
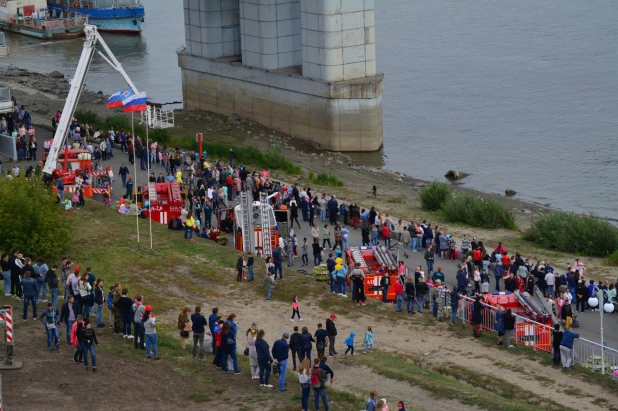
178,0,383,152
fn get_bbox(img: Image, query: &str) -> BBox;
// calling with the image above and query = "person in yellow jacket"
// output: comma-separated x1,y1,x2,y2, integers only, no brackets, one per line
184,211,196,242
175,169,183,184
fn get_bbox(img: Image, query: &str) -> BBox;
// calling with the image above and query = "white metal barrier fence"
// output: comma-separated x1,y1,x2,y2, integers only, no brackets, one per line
456,294,618,374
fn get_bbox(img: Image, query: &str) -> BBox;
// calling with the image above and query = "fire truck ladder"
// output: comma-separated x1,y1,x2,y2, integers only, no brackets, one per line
260,192,272,257
240,191,254,254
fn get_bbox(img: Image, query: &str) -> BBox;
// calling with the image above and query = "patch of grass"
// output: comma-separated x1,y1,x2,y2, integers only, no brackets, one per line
74,108,100,124
341,351,572,411
203,143,302,174
386,198,406,204
311,172,344,187
606,250,618,266
441,193,517,230
524,211,618,257
419,182,450,211
103,114,146,136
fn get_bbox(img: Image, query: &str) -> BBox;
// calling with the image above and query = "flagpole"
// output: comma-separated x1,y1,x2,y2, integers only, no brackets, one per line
132,111,140,249
146,113,154,252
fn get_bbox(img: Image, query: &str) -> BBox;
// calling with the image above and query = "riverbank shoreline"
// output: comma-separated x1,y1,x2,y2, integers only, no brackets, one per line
2,66,616,279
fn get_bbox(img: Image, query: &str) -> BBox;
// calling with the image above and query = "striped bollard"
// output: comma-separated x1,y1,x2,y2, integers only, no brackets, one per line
0,305,22,370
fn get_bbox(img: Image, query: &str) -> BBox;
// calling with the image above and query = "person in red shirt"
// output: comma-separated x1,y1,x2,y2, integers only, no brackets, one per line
212,319,224,368
394,280,404,312
501,253,511,267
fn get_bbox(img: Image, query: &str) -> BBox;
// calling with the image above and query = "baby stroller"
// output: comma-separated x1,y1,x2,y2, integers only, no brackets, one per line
571,314,580,328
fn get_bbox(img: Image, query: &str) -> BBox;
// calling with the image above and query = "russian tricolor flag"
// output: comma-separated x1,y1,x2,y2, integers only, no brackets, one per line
106,87,134,109
122,91,148,112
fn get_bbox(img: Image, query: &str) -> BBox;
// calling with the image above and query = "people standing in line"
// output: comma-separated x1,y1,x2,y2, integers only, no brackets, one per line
191,306,207,360
298,358,312,411
177,306,191,350
272,332,290,392
247,324,259,379
143,306,160,360
256,329,273,388
39,303,60,352
80,320,99,372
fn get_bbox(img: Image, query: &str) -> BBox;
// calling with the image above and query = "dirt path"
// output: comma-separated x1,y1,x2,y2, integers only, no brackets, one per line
334,364,480,411
197,289,608,411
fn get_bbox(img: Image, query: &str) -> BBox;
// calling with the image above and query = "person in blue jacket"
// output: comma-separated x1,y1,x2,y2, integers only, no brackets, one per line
20,271,38,320
559,327,579,370
344,332,356,355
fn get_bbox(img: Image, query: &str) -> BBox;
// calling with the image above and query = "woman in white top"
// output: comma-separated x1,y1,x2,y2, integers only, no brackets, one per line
78,273,92,318
297,358,312,411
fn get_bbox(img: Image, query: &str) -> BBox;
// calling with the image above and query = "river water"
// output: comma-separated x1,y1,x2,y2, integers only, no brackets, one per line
2,0,617,218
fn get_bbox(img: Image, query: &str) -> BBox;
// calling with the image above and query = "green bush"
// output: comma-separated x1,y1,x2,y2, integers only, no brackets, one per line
310,172,344,187
606,250,618,266
150,128,172,146
104,115,145,136
441,193,517,230
419,182,450,211
74,108,100,124
201,143,302,174
0,178,72,259
524,212,618,257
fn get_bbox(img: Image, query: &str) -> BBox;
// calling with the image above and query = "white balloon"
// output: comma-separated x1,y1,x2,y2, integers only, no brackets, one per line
588,297,599,308
604,303,615,313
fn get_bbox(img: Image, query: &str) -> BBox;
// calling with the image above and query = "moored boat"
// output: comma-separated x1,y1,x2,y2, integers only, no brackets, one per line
0,0,86,39
47,0,144,34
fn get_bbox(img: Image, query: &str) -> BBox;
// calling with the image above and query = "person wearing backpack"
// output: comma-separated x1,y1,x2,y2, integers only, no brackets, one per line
311,358,329,411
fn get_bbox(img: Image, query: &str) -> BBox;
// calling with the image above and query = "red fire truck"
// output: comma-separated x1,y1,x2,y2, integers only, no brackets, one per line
141,182,184,225
345,246,399,302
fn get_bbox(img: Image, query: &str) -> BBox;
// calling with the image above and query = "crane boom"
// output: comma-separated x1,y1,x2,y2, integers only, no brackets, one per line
43,25,139,175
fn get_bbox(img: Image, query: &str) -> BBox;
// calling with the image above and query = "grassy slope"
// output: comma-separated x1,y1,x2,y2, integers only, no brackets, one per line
61,202,616,410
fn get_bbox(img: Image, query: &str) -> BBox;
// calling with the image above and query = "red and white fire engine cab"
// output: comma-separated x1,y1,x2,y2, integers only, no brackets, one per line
346,246,399,302
141,182,184,225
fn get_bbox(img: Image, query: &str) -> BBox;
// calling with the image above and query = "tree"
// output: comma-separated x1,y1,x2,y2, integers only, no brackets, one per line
0,176,71,259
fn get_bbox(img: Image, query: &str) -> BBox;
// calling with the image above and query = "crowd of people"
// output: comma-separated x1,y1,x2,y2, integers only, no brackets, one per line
3,105,617,407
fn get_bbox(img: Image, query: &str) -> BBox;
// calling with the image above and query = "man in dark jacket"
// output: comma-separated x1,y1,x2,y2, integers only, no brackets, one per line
405,278,416,314
325,314,338,357
191,306,208,361
327,196,338,225
208,307,219,355
319,356,334,383
272,333,289,392
45,265,60,310
552,324,563,366
380,275,390,303
289,326,303,370
456,265,468,294
60,295,80,344
20,271,38,320
449,287,460,325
